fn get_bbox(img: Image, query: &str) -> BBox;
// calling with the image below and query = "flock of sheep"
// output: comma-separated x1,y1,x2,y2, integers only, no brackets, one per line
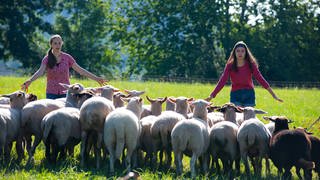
0,82,319,179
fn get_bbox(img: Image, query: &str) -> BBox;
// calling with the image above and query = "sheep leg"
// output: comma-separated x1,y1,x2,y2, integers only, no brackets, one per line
44,141,51,162
265,157,270,175
94,132,103,169
51,143,59,164
190,153,198,178
241,152,250,176
295,166,303,179
107,147,116,174
80,131,88,167
283,167,292,180
16,136,24,162
125,148,133,173
235,156,241,176
303,168,312,180
4,142,12,162
27,135,41,165
174,151,183,175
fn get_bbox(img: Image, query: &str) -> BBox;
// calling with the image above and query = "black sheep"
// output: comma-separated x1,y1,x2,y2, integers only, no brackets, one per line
264,116,314,180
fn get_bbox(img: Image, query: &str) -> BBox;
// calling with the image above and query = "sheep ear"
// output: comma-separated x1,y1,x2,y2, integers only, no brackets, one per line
254,109,267,114
139,97,143,103
59,83,70,89
287,119,294,123
168,97,176,103
216,107,225,113
120,97,131,103
146,96,155,103
187,97,194,102
263,116,276,122
235,106,244,113
160,97,167,104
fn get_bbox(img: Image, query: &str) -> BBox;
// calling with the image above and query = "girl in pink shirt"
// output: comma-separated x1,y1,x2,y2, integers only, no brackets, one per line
21,34,107,99
206,41,283,106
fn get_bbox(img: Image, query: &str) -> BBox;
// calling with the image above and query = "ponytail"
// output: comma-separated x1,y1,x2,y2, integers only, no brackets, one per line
47,48,56,69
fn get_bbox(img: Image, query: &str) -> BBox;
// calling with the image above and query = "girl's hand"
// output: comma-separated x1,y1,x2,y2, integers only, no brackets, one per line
205,96,213,102
96,77,108,86
273,95,283,102
21,80,32,92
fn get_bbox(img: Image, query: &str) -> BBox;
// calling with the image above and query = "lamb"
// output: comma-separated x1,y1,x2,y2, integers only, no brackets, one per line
103,97,143,174
150,110,186,168
100,85,120,100
236,106,267,125
113,92,129,108
237,117,271,177
171,99,210,178
209,103,242,176
165,97,175,111
291,128,320,179
79,96,115,168
21,98,65,165
56,83,85,107
124,89,145,97
140,96,167,118
0,91,28,162
40,90,94,163
264,116,314,179
168,96,193,118
138,115,160,168
41,107,81,163
20,83,84,165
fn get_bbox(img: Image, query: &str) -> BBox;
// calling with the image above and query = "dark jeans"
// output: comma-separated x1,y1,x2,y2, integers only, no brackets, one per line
46,93,66,99
230,89,255,107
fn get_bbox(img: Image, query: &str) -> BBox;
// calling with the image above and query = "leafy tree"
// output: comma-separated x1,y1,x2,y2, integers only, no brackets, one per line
0,0,58,69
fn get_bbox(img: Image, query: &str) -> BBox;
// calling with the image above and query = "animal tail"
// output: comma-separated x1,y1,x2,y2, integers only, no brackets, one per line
115,126,125,160
43,119,53,143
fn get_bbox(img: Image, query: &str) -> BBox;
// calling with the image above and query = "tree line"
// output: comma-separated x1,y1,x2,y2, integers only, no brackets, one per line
0,0,319,81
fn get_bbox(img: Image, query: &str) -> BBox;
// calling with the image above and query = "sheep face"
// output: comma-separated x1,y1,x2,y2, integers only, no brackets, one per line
263,116,292,134
1,91,27,109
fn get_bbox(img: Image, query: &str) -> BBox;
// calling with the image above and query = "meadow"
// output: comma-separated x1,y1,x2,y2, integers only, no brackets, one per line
0,76,319,179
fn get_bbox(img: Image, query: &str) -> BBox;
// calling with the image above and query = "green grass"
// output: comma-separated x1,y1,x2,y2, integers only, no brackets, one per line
0,76,319,179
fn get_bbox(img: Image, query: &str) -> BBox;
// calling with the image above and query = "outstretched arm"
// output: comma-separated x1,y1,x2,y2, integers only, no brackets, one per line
267,87,283,102
72,62,108,85
21,63,46,90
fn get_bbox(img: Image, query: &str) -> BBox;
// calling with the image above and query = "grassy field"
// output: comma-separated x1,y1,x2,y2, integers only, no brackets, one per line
0,76,319,179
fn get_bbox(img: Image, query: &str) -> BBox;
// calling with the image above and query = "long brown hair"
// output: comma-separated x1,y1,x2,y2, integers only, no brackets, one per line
47,34,62,69
226,41,258,72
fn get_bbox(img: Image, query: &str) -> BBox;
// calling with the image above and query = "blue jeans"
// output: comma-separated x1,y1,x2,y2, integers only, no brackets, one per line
46,93,66,99
230,89,255,107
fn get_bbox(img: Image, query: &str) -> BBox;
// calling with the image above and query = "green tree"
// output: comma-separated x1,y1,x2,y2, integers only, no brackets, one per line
53,0,116,78
0,0,58,69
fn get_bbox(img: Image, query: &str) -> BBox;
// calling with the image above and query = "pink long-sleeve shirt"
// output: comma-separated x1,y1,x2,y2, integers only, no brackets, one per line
210,61,270,98
41,52,75,94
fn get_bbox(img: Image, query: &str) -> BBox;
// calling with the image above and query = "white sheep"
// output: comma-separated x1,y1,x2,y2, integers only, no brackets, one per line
124,89,145,97
0,91,27,162
150,110,186,168
165,97,176,111
236,106,267,125
41,107,81,163
168,96,193,118
140,96,167,118
237,118,271,177
103,97,143,174
209,103,243,176
79,96,115,168
21,98,65,165
138,115,160,167
56,83,85,107
171,99,210,178
113,91,129,108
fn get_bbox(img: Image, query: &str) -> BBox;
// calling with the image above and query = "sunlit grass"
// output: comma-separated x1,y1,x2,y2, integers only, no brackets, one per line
0,76,319,179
